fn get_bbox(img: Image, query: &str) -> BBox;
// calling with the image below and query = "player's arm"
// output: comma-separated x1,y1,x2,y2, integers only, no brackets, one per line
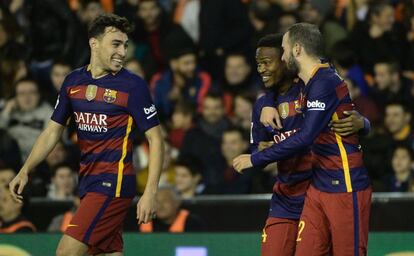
329,110,371,136
250,98,274,154
9,120,65,202
127,77,164,224
138,125,164,224
259,90,282,129
234,79,341,171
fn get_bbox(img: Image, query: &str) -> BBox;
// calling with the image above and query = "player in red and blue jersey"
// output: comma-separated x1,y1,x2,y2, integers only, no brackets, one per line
9,14,164,256
251,34,370,256
235,24,372,256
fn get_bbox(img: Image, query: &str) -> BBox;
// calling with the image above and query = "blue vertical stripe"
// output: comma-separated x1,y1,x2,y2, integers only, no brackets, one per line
83,196,112,243
352,191,360,256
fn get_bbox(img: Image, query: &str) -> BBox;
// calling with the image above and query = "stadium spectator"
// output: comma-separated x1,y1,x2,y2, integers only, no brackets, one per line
174,158,203,199
180,92,231,192
173,0,251,77
0,129,22,171
384,102,414,148
136,140,176,195
46,60,72,105
298,0,348,52
152,26,211,120
218,53,260,115
0,42,28,99
26,0,77,79
350,0,406,73
247,0,281,52
139,186,205,232
371,60,413,109
168,100,196,150
133,0,172,79
125,58,145,80
384,144,414,192
218,127,255,194
47,195,80,233
47,163,76,201
0,78,53,161
0,183,36,233
232,93,255,134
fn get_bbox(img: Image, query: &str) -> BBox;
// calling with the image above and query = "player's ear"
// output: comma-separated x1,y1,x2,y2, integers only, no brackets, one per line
294,43,301,57
89,38,98,51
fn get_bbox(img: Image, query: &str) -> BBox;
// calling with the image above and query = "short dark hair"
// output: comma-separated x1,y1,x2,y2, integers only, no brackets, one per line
385,101,411,114
174,100,196,116
14,77,39,91
330,39,356,69
88,13,133,39
287,23,324,58
393,143,414,160
374,59,400,74
223,126,249,142
204,91,224,102
51,163,75,178
257,33,283,50
368,0,392,21
175,158,202,177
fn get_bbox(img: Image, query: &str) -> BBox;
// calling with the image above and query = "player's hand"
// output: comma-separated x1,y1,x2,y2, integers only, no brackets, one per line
258,141,274,151
137,192,157,224
8,170,28,203
233,154,253,173
260,107,282,130
329,110,364,136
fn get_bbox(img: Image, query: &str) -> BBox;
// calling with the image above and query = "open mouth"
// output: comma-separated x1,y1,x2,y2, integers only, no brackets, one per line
112,58,123,66
261,75,272,83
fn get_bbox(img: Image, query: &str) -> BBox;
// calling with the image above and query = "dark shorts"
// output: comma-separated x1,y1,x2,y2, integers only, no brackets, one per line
65,192,133,255
261,217,298,256
295,185,372,256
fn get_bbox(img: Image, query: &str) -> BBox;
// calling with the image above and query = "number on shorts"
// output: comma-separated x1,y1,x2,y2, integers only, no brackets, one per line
296,220,305,242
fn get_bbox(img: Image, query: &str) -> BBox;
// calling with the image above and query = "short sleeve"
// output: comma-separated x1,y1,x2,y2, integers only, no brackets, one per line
51,77,73,125
127,79,160,133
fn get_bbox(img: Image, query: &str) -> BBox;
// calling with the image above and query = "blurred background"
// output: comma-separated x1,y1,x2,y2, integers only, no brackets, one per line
0,0,414,255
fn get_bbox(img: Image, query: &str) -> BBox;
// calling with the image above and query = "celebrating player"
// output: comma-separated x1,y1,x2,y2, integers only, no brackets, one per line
234,23,372,256
252,33,370,256
9,14,164,256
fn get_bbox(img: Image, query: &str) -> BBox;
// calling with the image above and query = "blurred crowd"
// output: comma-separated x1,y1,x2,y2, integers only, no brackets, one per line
1,0,414,221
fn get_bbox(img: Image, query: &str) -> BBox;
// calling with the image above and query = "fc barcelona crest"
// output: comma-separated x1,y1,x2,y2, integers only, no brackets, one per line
278,102,289,119
103,89,117,103
86,84,98,101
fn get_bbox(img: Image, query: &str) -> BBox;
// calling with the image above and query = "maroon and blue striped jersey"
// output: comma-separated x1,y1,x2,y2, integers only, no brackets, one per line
51,66,160,198
251,80,312,220
252,64,370,193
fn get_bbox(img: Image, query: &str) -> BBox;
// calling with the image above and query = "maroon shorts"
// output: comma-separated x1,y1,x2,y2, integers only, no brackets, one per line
261,217,298,256
295,185,372,256
65,192,133,255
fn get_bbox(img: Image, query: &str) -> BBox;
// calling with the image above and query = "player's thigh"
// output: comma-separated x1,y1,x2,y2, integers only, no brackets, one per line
56,234,88,256
261,217,298,256
325,188,372,256
295,187,330,256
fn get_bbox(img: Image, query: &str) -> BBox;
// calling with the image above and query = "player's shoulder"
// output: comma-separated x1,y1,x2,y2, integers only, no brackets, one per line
120,68,148,91
254,94,268,109
314,66,343,90
62,66,86,87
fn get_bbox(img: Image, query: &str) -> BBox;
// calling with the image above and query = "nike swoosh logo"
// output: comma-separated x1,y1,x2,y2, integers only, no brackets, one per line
67,224,78,227
70,89,81,94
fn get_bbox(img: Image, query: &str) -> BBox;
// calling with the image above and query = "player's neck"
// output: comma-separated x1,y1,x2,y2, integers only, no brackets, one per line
298,57,321,85
88,59,109,79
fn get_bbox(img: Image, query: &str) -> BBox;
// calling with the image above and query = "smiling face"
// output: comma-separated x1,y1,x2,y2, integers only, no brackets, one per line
256,46,284,88
91,26,129,73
